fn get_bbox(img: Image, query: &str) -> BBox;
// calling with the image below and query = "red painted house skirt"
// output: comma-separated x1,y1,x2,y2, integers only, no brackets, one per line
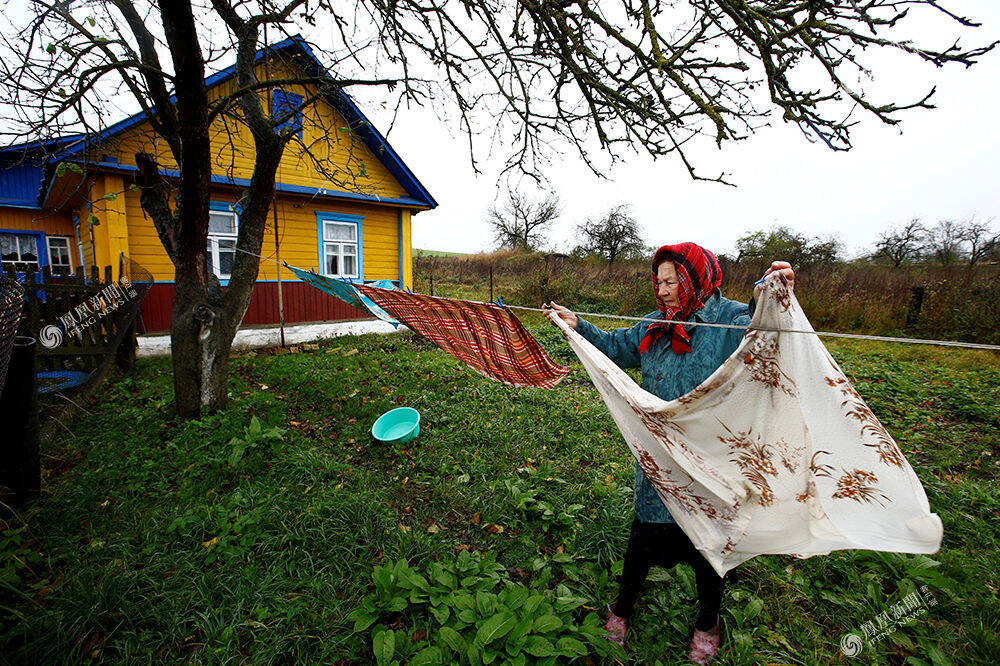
138,281,372,333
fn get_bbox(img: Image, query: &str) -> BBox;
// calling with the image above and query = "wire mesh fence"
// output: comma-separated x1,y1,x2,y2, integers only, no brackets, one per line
0,276,25,392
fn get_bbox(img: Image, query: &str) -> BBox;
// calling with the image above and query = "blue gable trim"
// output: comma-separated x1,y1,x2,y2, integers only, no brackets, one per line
41,35,435,210
316,211,364,283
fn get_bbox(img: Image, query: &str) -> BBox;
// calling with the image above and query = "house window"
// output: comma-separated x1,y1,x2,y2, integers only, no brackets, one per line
47,236,73,273
321,220,359,278
207,207,238,279
0,233,39,270
272,90,304,137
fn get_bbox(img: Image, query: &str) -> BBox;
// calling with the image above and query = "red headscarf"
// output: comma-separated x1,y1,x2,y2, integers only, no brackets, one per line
639,242,722,354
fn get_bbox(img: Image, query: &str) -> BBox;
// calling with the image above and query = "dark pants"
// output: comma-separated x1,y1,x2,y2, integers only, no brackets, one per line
612,516,728,632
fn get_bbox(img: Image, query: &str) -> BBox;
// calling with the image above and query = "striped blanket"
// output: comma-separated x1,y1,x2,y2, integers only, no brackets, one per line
357,285,570,389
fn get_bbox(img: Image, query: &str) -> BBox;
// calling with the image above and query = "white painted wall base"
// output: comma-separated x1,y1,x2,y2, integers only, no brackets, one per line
137,319,403,358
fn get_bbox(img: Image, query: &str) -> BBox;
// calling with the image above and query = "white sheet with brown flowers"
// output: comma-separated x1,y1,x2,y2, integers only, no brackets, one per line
549,273,943,576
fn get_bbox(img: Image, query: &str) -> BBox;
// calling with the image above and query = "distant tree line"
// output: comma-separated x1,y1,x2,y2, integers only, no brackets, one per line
487,190,649,263
872,219,999,266
487,189,998,268
720,219,998,269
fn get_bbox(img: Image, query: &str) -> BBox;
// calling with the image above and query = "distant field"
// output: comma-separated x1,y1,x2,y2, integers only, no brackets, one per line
413,248,468,258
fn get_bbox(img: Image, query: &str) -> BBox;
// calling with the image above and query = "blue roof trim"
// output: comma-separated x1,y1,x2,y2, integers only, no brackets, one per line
0,134,85,155
49,35,435,209
62,159,433,208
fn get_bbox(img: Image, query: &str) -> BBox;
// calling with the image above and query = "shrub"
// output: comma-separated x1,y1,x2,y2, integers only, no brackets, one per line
348,550,625,665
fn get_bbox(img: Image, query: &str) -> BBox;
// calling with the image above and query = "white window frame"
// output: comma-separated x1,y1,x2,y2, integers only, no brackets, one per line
47,235,73,273
0,232,40,268
73,215,85,269
321,220,359,279
207,208,239,279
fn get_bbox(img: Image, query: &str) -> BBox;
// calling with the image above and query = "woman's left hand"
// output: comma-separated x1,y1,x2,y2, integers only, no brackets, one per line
754,261,795,299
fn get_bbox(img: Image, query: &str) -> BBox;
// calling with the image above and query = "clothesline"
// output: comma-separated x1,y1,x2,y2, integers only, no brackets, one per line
232,247,1000,352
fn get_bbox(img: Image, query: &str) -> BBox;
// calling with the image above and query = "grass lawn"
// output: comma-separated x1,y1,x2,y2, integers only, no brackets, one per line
1,323,998,664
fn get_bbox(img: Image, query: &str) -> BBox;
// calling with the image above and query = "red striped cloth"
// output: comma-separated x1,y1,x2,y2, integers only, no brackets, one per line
356,285,570,389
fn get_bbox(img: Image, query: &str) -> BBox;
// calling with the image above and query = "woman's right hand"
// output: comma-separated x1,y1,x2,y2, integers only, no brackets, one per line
545,301,578,329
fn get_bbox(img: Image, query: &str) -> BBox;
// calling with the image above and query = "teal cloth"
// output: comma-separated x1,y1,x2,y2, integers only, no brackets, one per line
575,290,753,524
285,266,399,326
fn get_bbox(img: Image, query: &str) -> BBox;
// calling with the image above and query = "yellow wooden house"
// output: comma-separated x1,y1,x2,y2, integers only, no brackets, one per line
0,36,436,332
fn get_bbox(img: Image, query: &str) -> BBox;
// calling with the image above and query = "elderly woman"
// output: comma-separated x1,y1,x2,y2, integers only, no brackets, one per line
547,243,794,664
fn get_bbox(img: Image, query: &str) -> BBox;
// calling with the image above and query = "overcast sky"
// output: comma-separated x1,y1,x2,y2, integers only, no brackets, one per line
3,2,996,260
360,3,1000,259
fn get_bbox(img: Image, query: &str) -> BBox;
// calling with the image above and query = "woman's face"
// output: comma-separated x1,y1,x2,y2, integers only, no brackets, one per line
655,261,680,308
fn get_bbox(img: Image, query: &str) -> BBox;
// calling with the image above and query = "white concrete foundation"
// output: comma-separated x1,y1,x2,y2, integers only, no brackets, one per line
137,319,403,358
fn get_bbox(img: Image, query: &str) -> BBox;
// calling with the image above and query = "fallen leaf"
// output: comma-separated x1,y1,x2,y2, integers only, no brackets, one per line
202,537,219,548
398,524,411,533
427,524,440,534
470,512,481,525
484,523,504,534
555,544,564,554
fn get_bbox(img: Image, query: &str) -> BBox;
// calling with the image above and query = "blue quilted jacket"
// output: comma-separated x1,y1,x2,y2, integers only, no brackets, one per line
575,290,753,523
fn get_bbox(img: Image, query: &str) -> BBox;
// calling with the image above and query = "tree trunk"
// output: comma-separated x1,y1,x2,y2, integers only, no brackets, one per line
169,256,254,416
137,2,285,418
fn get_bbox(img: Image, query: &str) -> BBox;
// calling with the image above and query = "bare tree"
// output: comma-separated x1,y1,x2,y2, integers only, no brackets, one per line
956,217,999,266
929,219,965,265
574,205,645,265
0,1,401,417
874,220,927,267
487,191,560,251
1,0,994,417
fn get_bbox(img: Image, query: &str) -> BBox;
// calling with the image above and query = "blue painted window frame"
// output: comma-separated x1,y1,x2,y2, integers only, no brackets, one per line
271,90,304,138
0,228,48,269
208,201,239,285
316,212,363,282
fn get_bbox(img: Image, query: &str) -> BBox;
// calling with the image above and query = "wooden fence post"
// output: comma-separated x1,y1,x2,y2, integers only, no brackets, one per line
0,336,40,512
906,286,925,327
116,321,137,370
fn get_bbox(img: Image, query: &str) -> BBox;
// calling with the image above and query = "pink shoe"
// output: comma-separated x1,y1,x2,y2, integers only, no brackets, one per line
604,604,627,647
688,621,721,664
